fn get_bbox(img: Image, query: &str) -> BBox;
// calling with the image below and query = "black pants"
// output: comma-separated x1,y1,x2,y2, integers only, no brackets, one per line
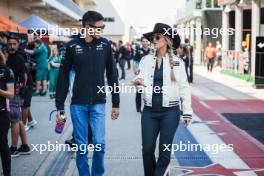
207,58,214,72
0,111,11,176
141,106,180,176
188,60,193,83
136,91,142,111
126,58,131,69
119,59,126,79
184,62,190,83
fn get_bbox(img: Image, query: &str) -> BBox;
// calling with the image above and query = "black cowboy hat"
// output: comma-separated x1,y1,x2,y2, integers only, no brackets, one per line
143,23,181,49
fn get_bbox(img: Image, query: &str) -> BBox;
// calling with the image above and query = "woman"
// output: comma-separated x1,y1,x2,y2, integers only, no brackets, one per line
0,50,14,176
133,23,192,176
48,48,61,99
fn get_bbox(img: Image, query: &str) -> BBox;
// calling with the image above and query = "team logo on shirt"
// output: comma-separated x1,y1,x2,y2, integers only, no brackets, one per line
75,45,83,54
96,44,103,50
96,42,106,51
172,61,180,66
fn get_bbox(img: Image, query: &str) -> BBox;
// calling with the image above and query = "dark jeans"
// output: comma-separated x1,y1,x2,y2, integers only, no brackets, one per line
0,111,11,176
185,59,193,83
207,58,215,72
136,91,142,111
119,59,126,79
126,58,131,69
141,106,180,176
188,60,193,83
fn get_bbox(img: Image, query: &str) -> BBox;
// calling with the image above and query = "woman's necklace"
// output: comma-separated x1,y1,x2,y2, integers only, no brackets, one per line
156,58,162,69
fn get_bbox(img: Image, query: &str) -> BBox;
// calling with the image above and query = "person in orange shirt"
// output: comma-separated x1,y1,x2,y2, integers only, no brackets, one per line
204,42,216,72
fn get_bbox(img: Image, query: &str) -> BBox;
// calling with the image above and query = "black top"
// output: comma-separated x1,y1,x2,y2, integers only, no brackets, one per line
119,46,128,60
186,44,193,62
152,59,163,109
55,36,120,110
0,64,14,111
134,47,150,62
7,51,33,87
6,52,27,83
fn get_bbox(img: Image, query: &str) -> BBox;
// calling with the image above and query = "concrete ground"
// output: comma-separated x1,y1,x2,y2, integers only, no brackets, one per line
1,64,264,176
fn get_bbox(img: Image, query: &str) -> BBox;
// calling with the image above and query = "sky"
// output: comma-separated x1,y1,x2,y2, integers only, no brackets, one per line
110,0,185,33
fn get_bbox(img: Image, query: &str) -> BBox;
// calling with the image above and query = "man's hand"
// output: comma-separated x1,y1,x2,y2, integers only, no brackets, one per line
111,108,119,120
183,119,191,128
24,49,33,54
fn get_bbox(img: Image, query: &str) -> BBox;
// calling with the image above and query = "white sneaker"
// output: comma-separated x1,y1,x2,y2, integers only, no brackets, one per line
28,120,38,128
24,125,30,131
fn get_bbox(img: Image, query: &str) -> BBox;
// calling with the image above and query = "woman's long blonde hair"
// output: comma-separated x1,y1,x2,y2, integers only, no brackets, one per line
165,37,176,82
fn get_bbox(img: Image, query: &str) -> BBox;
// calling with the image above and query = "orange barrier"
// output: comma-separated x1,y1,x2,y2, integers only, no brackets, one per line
0,12,27,33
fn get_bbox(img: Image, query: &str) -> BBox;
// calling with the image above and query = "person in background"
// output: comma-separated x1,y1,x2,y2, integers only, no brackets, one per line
184,38,194,83
6,36,31,157
0,32,9,59
177,44,190,81
134,36,150,113
126,42,132,70
25,39,48,96
110,41,119,77
204,42,216,73
118,40,127,80
58,42,66,58
0,44,14,176
17,42,36,132
215,41,222,68
48,48,61,99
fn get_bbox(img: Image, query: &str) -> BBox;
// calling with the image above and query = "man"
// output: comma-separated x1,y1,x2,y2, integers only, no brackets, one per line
56,11,120,176
118,40,127,80
215,40,222,67
0,32,9,59
6,36,31,157
134,36,150,112
204,42,216,73
126,42,132,70
0,42,14,176
25,39,48,96
17,46,37,131
184,38,194,83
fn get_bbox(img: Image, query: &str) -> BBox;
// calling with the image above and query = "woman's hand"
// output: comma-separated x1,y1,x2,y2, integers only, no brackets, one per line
183,119,191,127
132,78,146,87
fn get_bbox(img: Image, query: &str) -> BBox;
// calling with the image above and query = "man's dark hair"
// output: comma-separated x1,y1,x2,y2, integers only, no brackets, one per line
82,11,104,27
141,36,148,41
8,35,20,43
118,40,123,45
184,38,189,43
34,38,42,45
0,31,9,39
